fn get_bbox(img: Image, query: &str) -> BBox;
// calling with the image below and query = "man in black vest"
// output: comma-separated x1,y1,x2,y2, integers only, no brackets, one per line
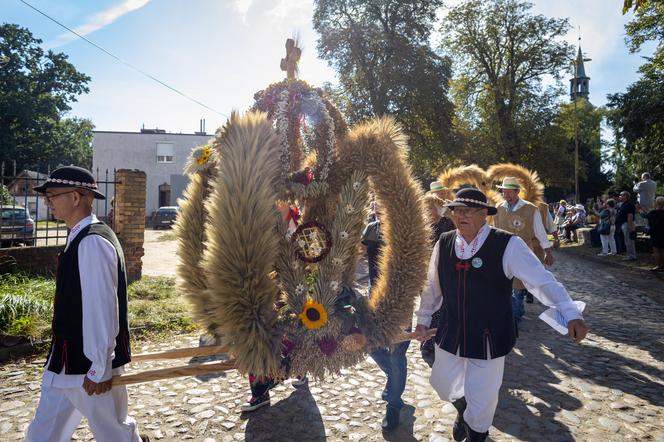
415,188,588,442
26,166,143,441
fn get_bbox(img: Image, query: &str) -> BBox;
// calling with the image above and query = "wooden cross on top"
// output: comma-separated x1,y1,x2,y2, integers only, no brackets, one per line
280,38,301,81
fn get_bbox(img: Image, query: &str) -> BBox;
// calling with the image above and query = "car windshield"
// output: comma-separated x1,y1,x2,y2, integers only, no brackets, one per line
0,209,27,220
158,209,177,214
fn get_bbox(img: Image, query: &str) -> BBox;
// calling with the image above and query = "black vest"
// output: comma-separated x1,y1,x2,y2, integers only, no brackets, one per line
46,222,131,375
434,228,516,359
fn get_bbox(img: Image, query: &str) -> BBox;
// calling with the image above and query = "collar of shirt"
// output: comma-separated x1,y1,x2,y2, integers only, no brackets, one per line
454,223,491,259
502,198,525,212
67,214,98,244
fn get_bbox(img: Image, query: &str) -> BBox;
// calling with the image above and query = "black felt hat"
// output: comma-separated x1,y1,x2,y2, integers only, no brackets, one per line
33,166,106,200
444,187,497,215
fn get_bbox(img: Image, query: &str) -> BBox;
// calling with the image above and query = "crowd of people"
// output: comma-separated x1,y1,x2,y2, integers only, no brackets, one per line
549,172,663,272
39,164,664,442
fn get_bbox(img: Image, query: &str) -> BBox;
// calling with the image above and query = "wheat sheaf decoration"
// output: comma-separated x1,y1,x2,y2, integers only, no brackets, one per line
175,39,429,379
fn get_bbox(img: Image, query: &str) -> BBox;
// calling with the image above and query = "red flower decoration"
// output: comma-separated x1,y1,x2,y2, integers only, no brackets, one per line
290,167,314,185
318,336,337,356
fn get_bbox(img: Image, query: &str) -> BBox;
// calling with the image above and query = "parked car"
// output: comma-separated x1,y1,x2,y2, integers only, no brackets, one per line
152,206,179,229
0,205,35,247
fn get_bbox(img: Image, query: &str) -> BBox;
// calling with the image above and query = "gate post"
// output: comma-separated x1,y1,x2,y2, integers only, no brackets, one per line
114,169,146,282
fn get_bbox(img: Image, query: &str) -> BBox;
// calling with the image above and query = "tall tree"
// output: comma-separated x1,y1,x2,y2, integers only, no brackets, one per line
0,24,93,172
313,0,455,179
624,1,663,76
607,75,664,187
606,1,664,190
440,0,572,162
554,99,609,199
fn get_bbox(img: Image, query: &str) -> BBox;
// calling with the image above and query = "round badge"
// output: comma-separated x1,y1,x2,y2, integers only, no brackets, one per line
471,257,483,269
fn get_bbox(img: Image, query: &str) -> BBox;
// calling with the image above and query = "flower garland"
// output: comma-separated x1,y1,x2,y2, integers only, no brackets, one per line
253,79,344,199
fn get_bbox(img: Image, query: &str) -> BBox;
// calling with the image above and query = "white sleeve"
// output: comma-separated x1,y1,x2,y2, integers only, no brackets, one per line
545,210,556,234
503,236,583,323
79,234,119,383
415,239,443,327
533,210,552,249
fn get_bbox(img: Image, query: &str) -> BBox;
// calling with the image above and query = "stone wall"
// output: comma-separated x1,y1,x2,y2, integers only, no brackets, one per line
0,244,63,275
114,169,147,282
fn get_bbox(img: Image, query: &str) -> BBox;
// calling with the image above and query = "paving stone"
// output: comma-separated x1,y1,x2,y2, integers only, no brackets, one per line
2,252,663,441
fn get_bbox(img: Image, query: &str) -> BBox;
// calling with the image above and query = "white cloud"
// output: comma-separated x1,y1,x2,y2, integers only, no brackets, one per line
231,0,254,21
47,0,151,48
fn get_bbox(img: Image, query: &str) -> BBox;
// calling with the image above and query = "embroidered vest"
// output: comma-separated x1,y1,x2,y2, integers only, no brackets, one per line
46,223,131,375
434,228,516,359
493,201,538,289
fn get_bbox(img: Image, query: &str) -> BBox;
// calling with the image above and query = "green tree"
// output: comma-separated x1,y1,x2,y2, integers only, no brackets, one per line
607,75,664,187
624,1,663,76
554,99,610,199
0,183,11,204
440,0,573,162
313,0,455,179
0,24,93,172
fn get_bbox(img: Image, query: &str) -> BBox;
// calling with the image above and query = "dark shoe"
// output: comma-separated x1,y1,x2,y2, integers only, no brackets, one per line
525,292,534,303
464,422,488,442
240,393,270,412
452,397,467,441
382,407,399,432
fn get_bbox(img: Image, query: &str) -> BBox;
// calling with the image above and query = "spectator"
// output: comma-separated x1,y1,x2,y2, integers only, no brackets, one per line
595,199,617,256
633,173,657,210
616,191,637,260
554,200,568,236
638,196,664,272
563,205,586,243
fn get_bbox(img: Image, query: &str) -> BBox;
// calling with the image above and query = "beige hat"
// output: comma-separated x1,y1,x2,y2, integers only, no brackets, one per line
429,181,446,193
496,177,521,190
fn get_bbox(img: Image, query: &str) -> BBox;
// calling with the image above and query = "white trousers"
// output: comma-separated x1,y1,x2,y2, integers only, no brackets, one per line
25,382,141,442
429,345,505,433
600,225,617,254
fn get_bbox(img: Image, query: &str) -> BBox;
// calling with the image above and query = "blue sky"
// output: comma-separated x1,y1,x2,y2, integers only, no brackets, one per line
1,0,655,134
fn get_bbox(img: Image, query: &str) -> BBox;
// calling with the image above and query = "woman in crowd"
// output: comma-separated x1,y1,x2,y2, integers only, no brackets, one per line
595,199,617,256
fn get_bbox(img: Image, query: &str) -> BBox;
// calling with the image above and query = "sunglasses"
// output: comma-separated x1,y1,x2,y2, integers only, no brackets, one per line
45,190,77,202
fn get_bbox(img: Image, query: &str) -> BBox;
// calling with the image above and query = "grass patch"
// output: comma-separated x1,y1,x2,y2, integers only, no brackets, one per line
0,274,55,341
0,274,196,343
157,230,177,241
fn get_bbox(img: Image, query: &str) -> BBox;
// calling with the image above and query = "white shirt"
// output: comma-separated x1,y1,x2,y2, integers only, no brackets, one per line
499,199,552,249
43,214,124,388
415,223,583,328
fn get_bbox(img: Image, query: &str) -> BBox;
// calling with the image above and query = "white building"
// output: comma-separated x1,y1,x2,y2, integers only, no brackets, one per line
92,128,212,218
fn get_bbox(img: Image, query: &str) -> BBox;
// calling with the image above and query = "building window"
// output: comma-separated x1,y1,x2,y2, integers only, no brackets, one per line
157,143,174,163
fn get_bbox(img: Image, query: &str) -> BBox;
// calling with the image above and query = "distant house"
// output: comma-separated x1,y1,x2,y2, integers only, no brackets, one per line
7,170,49,220
92,127,212,219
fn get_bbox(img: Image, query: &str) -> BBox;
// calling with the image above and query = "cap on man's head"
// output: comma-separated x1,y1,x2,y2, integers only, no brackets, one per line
496,177,521,190
444,187,497,215
429,181,446,193
33,166,106,200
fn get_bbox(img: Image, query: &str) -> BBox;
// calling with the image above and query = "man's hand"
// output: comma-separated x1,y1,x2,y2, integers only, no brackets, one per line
82,376,113,396
567,319,588,344
415,324,429,342
543,249,554,266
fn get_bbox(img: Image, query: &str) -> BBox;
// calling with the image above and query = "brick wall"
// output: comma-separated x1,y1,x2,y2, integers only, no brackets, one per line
0,245,63,275
115,169,147,282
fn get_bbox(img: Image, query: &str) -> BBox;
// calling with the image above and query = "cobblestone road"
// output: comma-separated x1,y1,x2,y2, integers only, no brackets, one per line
1,251,663,441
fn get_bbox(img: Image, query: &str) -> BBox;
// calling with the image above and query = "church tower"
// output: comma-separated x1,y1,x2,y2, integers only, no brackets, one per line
570,43,590,101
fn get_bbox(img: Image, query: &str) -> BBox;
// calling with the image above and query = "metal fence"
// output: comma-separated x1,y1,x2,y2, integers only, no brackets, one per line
0,161,118,248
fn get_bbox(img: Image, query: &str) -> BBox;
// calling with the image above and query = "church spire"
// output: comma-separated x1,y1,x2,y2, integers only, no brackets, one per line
570,34,590,101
